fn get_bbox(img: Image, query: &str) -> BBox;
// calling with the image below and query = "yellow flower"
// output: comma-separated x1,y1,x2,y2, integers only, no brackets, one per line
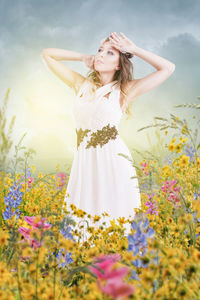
181,138,188,143
196,157,200,167
93,215,101,222
140,269,154,284
117,216,127,225
162,165,173,177
179,154,190,167
0,230,9,246
76,208,87,218
168,144,175,152
123,251,135,262
181,124,189,134
175,143,182,153
176,285,189,298
22,246,33,258
171,137,177,143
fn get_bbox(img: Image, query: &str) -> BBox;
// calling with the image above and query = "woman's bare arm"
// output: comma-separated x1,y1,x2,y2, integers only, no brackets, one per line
41,48,87,94
123,46,176,103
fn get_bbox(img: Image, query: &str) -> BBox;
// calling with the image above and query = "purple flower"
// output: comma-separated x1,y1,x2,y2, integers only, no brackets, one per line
131,269,140,280
3,182,23,221
145,200,159,215
127,215,155,256
193,187,200,200
60,226,73,240
60,216,74,241
127,214,157,281
165,154,173,166
3,207,21,221
4,182,23,208
55,248,73,268
184,144,195,162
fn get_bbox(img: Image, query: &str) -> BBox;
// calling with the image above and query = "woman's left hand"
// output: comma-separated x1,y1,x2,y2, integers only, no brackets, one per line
109,32,137,55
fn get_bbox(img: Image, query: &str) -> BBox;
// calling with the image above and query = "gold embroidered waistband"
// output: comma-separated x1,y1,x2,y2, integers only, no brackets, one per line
75,123,119,149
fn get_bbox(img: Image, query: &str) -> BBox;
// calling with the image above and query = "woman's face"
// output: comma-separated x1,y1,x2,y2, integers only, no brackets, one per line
94,41,120,73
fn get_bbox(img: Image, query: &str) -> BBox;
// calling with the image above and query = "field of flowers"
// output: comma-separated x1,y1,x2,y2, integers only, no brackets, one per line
1,89,200,299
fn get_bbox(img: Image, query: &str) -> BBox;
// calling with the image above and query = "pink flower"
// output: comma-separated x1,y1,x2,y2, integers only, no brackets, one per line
56,172,67,188
18,226,42,249
89,254,135,299
97,277,135,298
89,254,121,279
145,199,159,215
161,180,182,207
29,238,42,249
24,216,52,229
18,215,52,250
20,175,34,189
18,226,31,239
27,177,34,188
140,162,149,176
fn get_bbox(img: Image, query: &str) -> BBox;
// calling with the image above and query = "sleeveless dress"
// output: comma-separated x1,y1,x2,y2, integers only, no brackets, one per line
63,79,141,240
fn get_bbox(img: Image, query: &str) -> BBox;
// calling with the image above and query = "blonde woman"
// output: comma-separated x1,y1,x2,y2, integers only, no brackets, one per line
42,32,175,238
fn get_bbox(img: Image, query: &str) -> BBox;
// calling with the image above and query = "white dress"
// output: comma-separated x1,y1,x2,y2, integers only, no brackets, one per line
63,79,141,240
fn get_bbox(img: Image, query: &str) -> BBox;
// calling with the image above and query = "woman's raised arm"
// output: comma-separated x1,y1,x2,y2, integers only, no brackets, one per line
41,48,86,94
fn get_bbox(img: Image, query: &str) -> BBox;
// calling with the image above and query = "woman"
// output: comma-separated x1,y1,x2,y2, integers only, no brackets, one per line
41,32,175,239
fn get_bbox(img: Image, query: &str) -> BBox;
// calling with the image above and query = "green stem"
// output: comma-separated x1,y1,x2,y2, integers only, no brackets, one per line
17,261,22,300
35,249,39,300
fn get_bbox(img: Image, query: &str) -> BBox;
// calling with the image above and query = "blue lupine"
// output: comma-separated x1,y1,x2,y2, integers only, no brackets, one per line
3,182,23,222
60,216,75,241
55,248,73,268
153,279,158,292
184,144,195,162
127,213,156,276
131,269,140,281
165,155,173,166
185,229,199,240
132,258,148,268
60,225,73,240
4,182,23,208
140,183,149,191
3,207,21,221
193,187,200,200
128,229,149,256
193,211,200,223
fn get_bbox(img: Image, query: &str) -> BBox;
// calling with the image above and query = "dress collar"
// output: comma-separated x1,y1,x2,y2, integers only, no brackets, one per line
95,80,119,97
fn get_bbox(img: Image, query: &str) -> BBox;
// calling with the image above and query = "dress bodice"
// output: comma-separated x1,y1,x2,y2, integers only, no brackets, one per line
72,79,125,132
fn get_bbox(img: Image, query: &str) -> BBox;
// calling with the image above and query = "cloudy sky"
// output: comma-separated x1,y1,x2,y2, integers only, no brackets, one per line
0,0,200,173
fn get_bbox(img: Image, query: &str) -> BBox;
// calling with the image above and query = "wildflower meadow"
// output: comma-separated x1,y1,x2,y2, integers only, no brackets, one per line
1,88,200,299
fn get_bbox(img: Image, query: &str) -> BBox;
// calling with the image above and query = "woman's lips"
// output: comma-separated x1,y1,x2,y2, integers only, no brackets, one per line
96,60,103,64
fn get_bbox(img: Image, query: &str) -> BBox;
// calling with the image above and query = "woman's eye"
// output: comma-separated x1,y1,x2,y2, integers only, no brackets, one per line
98,49,113,54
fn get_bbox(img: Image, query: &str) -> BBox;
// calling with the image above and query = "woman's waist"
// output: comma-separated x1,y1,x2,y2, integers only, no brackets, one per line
75,123,120,150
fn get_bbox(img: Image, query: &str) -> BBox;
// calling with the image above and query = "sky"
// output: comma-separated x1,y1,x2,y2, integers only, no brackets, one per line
0,0,200,173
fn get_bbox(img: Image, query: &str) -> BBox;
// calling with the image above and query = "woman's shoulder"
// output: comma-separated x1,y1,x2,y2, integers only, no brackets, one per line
75,78,91,96
120,79,138,92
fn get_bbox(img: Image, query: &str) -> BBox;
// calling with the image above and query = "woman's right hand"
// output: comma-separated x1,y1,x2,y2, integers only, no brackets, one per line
82,54,95,70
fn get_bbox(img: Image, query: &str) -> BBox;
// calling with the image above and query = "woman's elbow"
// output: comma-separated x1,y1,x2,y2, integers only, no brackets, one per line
42,49,48,57
169,63,176,73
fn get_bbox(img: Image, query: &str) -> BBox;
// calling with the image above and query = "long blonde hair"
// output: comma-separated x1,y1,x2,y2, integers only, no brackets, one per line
85,37,135,119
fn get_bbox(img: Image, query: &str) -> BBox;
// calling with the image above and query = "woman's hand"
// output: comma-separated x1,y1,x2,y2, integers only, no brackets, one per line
109,32,137,55
82,54,95,70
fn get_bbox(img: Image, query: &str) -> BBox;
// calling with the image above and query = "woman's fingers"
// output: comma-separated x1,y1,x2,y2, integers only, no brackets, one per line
100,38,106,44
110,32,120,42
120,32,127,39
111,32,120,41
